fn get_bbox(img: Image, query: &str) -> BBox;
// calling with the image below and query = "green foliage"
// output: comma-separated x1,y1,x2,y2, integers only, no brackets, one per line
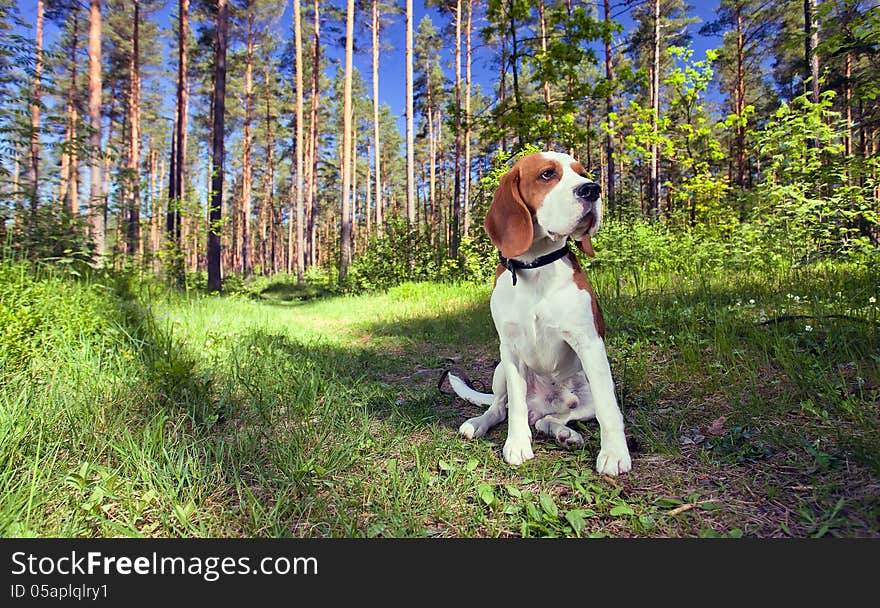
749,91,879,262
0,261,114,372
346,217,460,293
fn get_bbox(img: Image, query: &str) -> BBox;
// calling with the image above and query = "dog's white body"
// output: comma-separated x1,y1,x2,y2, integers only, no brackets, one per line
449,151,632,476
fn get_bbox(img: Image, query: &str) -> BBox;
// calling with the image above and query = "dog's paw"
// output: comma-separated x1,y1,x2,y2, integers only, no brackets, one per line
503,435,534,466
459,418,486,439
553,426,584,449
595,441,632,476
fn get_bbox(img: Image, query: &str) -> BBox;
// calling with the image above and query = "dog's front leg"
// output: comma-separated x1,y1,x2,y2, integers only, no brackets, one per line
565,336,631,476
499,344,534,466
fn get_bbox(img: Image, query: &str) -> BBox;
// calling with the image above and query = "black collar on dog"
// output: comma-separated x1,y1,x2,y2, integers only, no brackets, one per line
499,244,571,286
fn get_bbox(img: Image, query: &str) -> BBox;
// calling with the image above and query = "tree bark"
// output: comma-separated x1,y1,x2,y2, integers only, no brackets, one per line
463,0,472,238
307,0,320,267
405,0,416,224
735,4,746,190
372,0,383,234
603,0,615,212
649,0,661,219
339,0,355,283
207,0,229,292
262,63,274,274
170,0,188,286
293,0,305,282
803,0,819,104
88,0,104,261
451,0,463,257
242,8,255,278
29,0,44,213
127,0,141,257
64,7,80,216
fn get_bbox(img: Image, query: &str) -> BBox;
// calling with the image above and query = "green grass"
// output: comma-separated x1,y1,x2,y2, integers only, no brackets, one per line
1,259,878,537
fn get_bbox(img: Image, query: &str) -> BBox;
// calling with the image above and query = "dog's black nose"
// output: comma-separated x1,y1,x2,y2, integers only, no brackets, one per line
575,181,601,202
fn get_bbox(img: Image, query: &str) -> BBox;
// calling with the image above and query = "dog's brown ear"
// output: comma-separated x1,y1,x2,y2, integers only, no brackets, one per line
576,236,595,257
484,165,533,258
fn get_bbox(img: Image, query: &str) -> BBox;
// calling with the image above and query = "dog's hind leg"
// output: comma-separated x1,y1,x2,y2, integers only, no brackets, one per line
459,363,508,439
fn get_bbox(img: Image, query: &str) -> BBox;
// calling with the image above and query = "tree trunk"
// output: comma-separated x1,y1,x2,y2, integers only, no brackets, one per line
427,74,436,238
207,0,228,292
127,0,141,258
509,0,523,144
241,9,254,278
262,63,274,274
603,0,615,212
29,0,44,213
538,0,551,121
88,0,104,261
170,0,188,287
339,0,354,283
463,0,472,238
307,0,320,267
293,0,305,282
451,0,463,257
649,0,661,219
405,0,416,224
65,7,80,216
735,4,746,190
803,0,819,104
372,0,383,234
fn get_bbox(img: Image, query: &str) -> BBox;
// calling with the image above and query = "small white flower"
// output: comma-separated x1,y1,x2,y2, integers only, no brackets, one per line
749,299,755,305
870,296,877,304
805,325,813,332
794,296,800,303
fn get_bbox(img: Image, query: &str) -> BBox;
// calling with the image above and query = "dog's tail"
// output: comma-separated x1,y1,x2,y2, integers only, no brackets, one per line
439,368,494,406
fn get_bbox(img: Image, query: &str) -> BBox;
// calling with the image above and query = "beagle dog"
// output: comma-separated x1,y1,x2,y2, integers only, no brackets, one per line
447,151,632,476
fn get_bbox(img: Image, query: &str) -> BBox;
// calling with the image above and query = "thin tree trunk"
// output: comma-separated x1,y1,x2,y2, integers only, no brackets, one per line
735,5,746,190
339,0,354,282
603,0,615,212
293,0,305,282
241,9,254,278
538,0,551,121
451,0,463,257
28,0,44,214
262,63,274,274
372,0,383,234
149,135,158,264
365,143,371,242
64,7,80,216
127,0,141,257
803,0,819,104
509,0,523,144
88,0,104,261
845,51,852,158
170,0,188,287
207,0,228,292
405,0,416,224
307,0,320,267
463,0,472,238
427,78,436,236
649,0,661,219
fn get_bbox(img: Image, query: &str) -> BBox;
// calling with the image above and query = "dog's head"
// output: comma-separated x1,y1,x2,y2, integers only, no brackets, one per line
484,151,602,259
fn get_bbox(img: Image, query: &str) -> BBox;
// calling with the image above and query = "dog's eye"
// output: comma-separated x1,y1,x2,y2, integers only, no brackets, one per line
540,168,556,181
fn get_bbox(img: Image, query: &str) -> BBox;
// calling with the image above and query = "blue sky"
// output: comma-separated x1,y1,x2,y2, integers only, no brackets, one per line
13,0,723,133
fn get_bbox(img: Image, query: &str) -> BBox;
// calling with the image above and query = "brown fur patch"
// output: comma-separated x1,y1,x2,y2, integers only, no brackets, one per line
567,252,605,338
515,154,562,212
570,161,590,178
494,263,506,287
